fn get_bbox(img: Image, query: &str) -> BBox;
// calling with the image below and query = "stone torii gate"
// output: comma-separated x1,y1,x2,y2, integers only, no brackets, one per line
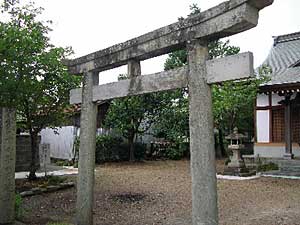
67,1,273,224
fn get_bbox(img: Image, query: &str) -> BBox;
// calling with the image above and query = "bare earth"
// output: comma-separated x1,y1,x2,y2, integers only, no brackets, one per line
20,160,300,225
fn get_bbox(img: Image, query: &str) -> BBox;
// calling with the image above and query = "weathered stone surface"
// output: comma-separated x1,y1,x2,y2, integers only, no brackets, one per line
46,185,59,191
31,187,42,195
93,71,99,86
188,41,218,225
128,60,141,78
66,0,272,74
39,143,50,168
70,52,254,104
70,66,188,104
19,191,34,197
60,182,75,188
206,51,254,83
19,182,75,197
0,108,16,225
76,72,98,225
246,0,274,9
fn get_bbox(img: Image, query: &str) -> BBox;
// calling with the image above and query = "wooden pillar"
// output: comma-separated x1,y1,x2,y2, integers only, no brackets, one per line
284,95,293,159
0,108,16,225
187,40,218,225
76,72,98,225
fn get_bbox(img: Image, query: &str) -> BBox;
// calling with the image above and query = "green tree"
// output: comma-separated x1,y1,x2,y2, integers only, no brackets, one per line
157,39,242,156
0,1,80,179
154,4,268,158
104,75,163,161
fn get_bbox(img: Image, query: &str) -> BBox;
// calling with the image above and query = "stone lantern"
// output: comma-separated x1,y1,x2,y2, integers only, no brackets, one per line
224,127,248,176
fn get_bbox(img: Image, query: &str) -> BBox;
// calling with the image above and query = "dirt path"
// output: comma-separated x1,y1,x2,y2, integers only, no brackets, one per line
20,160,300,225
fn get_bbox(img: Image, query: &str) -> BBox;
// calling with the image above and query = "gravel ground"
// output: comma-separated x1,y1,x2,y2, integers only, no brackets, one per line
20,160,300,225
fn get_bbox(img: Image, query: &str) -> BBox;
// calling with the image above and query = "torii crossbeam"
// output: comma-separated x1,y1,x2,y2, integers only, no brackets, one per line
67,1,273,225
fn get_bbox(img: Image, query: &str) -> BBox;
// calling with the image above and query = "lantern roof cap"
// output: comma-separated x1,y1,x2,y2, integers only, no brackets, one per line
225,127,247,140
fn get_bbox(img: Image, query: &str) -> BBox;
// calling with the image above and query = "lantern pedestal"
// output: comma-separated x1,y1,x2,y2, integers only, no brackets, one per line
223,128,254,176
224,144,250,176
227,144,245,168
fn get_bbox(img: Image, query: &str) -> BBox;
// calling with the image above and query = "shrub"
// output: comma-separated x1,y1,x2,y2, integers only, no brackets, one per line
118,142,146,161
15,193,22,219
257,162,279,172
75,134,147,163
166,146,183,160
95,135,123,163
96,135,146,162
166,143,189,160
147,141,188,160
46,175,66,185
55,160,74,167
73,136,80,163
131,142,146,160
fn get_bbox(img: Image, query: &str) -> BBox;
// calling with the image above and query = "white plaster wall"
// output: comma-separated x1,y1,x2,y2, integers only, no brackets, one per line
256,110,270,143
257,94,269,107
254,145,300,158
41,126,77,160
271,93,285,106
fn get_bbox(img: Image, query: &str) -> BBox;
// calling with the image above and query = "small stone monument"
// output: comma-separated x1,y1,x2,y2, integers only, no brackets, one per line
39,143,51,174
224,127,250,176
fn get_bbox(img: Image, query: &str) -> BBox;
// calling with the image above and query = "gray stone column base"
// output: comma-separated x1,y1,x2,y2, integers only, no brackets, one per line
283,153,294,160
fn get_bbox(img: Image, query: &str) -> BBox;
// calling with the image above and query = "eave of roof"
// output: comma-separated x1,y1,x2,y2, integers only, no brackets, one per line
260,31,300,87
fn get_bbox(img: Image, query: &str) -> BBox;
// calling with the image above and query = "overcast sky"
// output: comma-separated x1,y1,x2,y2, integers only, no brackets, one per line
16,0,300,83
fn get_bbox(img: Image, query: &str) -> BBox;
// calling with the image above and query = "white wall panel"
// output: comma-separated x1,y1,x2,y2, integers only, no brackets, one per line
41,126,77,160
257,94,269,107
256,110,270,143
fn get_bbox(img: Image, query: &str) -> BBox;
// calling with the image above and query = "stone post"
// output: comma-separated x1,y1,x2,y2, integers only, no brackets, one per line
128,60,141,77
76,72,98,225
187,40,218,225
0,108,17,225
127,60,141,161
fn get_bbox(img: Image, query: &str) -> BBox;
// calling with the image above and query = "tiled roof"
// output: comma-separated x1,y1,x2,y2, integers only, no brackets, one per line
262,31,300,86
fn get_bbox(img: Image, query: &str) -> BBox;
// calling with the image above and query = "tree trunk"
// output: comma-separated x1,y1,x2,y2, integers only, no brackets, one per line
218,128,227,157
28,130,39,180
215,131,222,159
128,135,135,162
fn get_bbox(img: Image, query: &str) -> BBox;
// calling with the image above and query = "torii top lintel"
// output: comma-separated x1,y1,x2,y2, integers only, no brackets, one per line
66,0,273,74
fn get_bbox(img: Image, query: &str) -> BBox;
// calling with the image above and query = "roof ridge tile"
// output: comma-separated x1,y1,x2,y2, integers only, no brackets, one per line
273,31,300,46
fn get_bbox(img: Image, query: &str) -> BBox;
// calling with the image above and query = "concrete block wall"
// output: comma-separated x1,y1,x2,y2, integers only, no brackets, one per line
16,135,40,172
0,134,40,172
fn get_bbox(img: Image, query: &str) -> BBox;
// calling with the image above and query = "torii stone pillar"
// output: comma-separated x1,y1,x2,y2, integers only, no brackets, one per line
127,60,141,161
188,40,218,224
76,72,98,225
128,60,141,78
0,108,17,225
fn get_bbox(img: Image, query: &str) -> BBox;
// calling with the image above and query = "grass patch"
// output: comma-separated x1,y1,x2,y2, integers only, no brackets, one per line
46,175,66,185
15,193,23,219
258,162,279,172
